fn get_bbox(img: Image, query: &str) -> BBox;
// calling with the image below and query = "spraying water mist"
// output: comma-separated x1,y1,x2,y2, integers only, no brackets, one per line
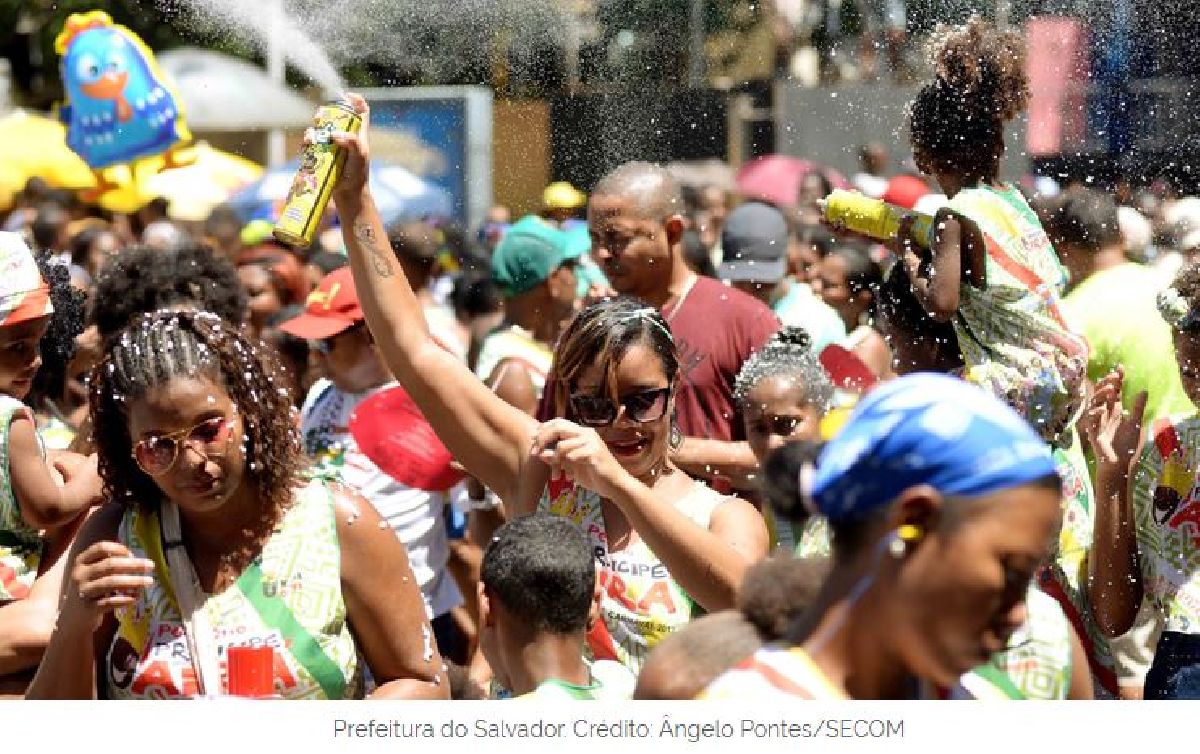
167,0,347,96
162,0,566,96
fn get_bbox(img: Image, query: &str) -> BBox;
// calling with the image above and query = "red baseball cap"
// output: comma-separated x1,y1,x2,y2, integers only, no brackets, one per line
278,266,364,340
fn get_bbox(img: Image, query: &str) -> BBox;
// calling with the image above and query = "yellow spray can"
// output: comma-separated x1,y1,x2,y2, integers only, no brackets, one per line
819,189,935,248
273,100,361,248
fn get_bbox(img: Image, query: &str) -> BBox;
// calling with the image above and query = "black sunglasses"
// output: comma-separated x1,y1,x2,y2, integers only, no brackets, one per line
570,387,671,428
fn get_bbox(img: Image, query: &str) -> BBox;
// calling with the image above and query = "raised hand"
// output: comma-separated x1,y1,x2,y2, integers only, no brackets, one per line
1084,368,1147,472
530,419,632,501
327,92,370,199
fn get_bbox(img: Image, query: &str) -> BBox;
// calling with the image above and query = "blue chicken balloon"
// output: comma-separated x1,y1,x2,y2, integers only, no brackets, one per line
55,11,192,187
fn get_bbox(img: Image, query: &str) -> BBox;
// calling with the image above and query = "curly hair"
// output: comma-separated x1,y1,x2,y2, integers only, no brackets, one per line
550,296,679,419
1162,261,1200,334
26,254,86,412
733,326,834,412
91,242,248,342
908,16,1029,185
89,310,302,521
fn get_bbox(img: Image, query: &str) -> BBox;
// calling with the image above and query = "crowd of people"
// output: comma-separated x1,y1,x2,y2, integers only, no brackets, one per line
3,17,1200,701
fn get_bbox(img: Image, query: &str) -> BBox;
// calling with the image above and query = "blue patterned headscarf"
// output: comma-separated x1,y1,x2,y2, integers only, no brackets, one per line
811,373,1057,522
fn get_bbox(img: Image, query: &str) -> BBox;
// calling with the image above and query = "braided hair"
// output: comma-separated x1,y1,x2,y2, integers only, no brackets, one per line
908,16,1029,185
734,326,834,412
90,310,302,518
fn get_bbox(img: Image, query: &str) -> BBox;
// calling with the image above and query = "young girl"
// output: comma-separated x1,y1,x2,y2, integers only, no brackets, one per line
902,18,1087,444
1088,261,1200,698
899,17,1110,693
0,232,101,592
733,327,834,554
0,232,101,687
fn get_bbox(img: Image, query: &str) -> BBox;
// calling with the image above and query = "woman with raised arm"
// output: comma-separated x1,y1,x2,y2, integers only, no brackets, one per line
328,94,767,674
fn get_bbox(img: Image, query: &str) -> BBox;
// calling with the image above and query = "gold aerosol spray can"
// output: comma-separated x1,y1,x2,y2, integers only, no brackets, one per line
273,100,362,248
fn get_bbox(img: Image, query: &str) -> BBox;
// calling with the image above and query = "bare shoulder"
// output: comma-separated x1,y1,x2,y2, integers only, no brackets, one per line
709,494,769,558
324,481,387,540
711,494,765,525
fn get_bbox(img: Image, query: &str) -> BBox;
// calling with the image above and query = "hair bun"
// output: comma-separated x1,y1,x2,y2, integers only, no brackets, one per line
930,16,1028,123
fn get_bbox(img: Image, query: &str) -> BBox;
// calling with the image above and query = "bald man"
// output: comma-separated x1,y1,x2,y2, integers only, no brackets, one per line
585,162,780,491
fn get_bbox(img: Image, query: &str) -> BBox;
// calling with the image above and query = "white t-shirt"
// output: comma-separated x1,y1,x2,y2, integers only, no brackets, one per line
300,379,462,619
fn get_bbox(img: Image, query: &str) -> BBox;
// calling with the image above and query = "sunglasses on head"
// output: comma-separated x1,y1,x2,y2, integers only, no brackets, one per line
132,414,237,476
569,387,671,428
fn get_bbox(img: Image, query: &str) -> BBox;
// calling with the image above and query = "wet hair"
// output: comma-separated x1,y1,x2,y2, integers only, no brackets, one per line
632,611,764,699
1048,188,1123,252
26,254,86,412
481,512,594,635
592,162,684,221
90,310,302,522
908,17,1028,186
877,263,963,373
830,244,883,319
263,304,310,405
733,326,834,412
1165,261,1200,335
737,554,832,641
91,242,248,343
550,296,679,418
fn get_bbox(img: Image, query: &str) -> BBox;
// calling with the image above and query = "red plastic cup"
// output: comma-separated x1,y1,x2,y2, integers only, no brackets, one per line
227,645,275,698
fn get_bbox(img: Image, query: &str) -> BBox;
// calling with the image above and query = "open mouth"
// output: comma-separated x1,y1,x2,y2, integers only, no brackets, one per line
607,436,649,457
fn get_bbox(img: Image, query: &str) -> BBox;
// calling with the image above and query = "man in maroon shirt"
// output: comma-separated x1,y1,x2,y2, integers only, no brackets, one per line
586,162,780,490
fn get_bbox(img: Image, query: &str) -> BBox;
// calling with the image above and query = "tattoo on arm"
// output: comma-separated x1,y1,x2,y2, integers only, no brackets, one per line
354,221,394,278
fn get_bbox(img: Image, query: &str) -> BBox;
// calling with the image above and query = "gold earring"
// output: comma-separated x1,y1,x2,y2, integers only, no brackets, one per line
898,524,923,542
889,525,923,558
